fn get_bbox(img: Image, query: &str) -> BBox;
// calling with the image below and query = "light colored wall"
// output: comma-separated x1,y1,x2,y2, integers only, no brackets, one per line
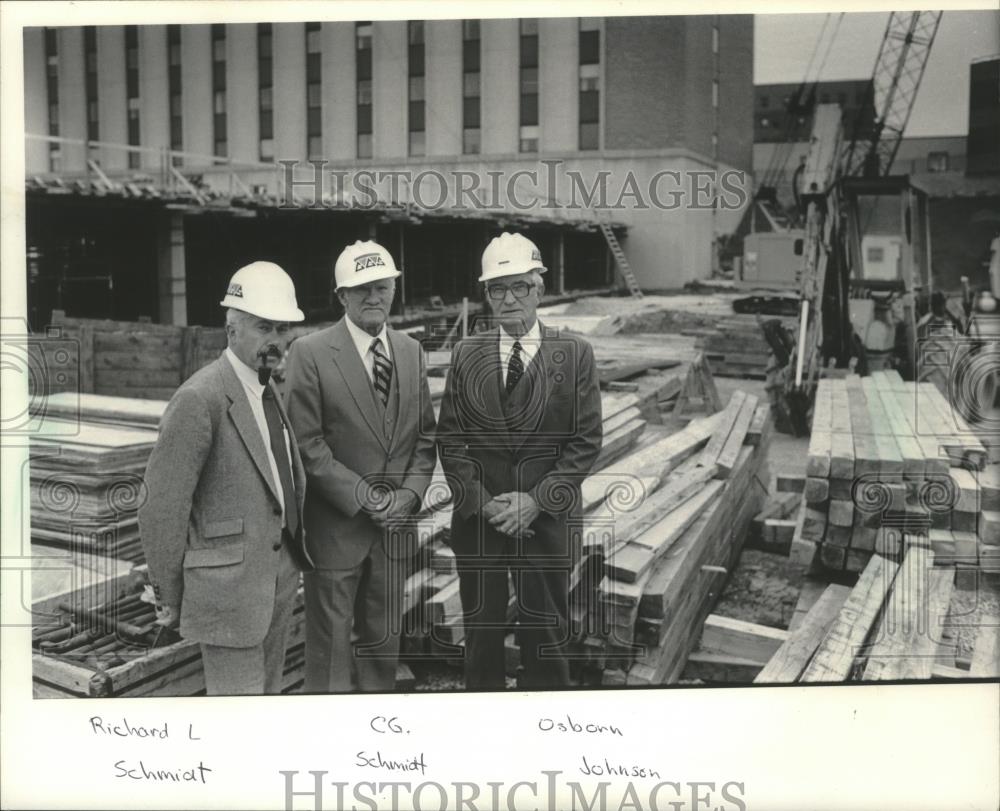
24,28,48,174
539,17,577,152
140,26,169,170
96,26,127,170
57,27,86,171
227,24,258,163
373,21,406,159
321,22,355,161
425,19,461,157
481,19,518,155
181,25,212,165
274,23,307,163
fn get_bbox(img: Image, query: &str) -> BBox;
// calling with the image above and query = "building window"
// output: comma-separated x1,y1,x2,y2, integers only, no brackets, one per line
44,28,60,171
408,21,425,156
712,23,719,54
759,95,769,109
579,17,600,64
519,19,539,151
83,26,99,144
125,26,141,168
712,79,719,108
462,19,481,154
760,117,770,128
578,20,601,151
927,151,949,172
356,22,373,158
519,125,539,153
167,25,182,161
306,22,322,160
256,24,273,161
211,24,227,157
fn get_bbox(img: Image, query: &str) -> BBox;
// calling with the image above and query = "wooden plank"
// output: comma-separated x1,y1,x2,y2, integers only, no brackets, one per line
715,393,759,478
864,554,953,681
755,584,853,683
682,651,764,683
980,511,1000,546
776,474,806,493
863,376,903,475
804,477,830,506
698,391,747,467
788,578,829,633
845,375,880,476
745,403,771,447
79,324,96,394
969,605,1000,678
800,554,900,682
698,615,787,663
604,481,723,583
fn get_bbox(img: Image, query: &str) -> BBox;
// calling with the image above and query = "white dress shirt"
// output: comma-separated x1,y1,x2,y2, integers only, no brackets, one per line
499,320,541,387
225,348,294,528
344,315,392,383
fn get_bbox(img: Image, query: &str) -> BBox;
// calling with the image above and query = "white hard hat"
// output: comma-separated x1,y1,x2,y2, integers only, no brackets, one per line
334,240,401,291
219,261,305,322
479,232,547,283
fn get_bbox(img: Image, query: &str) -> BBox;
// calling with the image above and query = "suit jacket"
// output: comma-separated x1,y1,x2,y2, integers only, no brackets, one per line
436,323,603,564
138,354,313,648
284,319,438,570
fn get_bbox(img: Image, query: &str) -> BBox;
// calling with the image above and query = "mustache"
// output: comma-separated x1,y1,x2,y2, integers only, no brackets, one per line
257,345,283,360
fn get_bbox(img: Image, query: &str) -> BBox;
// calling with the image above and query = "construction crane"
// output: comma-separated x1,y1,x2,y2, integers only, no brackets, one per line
765,11,943,435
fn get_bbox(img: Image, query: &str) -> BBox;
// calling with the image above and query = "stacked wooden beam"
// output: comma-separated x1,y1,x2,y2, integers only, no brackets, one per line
757,547,974,682
565,391,772,686
29,398,163,562
798,372,991,574
684,315,796,380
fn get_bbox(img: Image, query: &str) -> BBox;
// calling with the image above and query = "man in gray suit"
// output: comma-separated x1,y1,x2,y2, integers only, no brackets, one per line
285,240,437,692
139,261,313,695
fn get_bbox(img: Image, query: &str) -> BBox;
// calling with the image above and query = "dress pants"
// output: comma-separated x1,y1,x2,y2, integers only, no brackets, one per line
456,538,572,691
200,542,299,696
303,541,405,692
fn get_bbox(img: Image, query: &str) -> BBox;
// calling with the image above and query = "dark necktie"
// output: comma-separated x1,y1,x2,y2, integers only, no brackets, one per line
261,386,299,540
371,337,392,407
506,340,524,394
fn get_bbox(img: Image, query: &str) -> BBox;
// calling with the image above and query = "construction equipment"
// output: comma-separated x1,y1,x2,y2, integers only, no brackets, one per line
596,213,644,299
762,11,942,435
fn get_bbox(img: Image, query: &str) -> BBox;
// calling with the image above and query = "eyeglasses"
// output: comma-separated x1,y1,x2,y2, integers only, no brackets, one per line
487,281,533,301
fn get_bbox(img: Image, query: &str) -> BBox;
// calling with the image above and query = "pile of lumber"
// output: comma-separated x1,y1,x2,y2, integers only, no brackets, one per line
685,315,795,380
577,391,772,686
32,567,308,697
398,388,671,662
685,545,1000,684
798,371,995,574
29,395,165,562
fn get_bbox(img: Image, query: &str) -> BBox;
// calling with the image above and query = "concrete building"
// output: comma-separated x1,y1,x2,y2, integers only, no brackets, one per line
23,17,753,327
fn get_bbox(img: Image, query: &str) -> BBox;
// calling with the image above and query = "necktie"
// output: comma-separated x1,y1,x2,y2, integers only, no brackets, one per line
371,337,392,407
506,340,524,394
261,386,299,540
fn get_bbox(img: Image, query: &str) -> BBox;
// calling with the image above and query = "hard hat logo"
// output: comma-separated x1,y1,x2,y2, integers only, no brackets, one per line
479,232,548,283
334,240,401,290
354,253,387,273
218,261,305,322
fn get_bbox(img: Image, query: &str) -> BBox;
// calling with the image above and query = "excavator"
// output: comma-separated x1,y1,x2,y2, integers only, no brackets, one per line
756,11,951,435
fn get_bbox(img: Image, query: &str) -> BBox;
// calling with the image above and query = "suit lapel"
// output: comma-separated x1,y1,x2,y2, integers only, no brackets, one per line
474,329,514,448
219,356,282,505
386,329,413,456
329,319,390,451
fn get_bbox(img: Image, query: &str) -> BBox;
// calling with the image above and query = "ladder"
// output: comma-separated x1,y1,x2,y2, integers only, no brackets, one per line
597,220,643,299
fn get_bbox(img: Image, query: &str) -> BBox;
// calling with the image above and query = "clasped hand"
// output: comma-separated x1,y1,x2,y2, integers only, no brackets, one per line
483,491,539,538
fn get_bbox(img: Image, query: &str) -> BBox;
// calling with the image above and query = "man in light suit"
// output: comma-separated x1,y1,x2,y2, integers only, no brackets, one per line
285,240,437,692
139,261,313,696
436,232,603,690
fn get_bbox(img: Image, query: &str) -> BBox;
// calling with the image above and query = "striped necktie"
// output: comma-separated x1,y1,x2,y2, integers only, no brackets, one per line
506,340,524,394
371,337,392,407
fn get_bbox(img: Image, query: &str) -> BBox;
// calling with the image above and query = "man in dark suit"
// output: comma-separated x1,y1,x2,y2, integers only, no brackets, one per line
139,261,313,695
436,232,603,690
285,240,437,692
